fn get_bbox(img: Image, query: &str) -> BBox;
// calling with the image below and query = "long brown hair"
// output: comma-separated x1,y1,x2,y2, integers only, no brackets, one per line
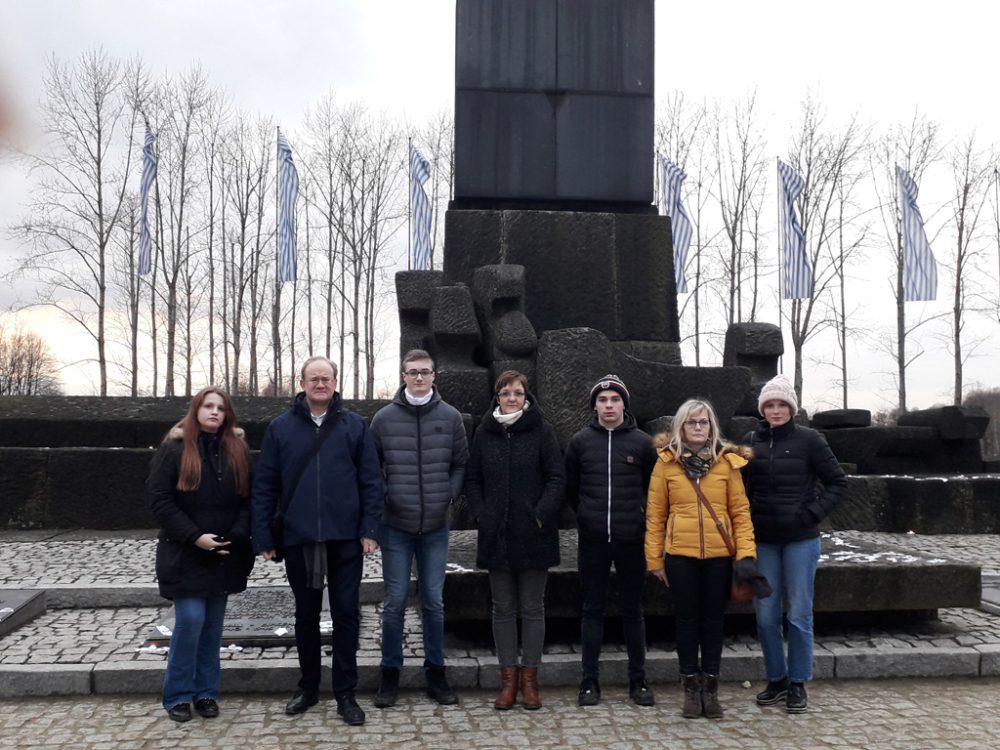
166,388,250,496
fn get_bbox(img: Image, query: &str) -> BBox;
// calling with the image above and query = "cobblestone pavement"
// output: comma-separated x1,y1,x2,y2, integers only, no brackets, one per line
1,529,997,587
0,680,998,749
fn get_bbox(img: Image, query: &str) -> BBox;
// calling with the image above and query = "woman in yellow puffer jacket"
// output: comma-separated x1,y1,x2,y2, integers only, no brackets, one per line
645,398,755,720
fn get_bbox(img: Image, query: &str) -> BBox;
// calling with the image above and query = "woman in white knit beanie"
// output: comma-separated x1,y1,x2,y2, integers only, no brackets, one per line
742,373,846,715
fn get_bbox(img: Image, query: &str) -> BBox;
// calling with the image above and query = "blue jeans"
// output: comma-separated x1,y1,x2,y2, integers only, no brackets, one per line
380,523,449,670
753,537,821,683
162,594,228,710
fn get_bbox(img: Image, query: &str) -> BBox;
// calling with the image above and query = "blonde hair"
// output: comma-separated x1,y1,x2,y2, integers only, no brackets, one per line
667,399,723,461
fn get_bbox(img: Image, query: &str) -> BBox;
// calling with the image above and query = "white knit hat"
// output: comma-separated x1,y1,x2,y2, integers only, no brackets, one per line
757,374,798,416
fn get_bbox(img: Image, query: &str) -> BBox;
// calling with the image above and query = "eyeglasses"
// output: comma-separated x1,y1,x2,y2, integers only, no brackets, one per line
403,369,434,378
684,419,711,429
498,390,525,399
306,377,334,385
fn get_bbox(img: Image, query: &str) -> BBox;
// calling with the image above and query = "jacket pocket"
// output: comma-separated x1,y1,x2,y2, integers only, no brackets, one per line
155,540,185,585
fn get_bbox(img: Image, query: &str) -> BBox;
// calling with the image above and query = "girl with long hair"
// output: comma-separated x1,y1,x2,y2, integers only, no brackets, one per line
148,387,253,722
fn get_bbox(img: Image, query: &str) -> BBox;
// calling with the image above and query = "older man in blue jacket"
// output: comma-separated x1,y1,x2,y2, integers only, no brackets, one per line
251,356,383,726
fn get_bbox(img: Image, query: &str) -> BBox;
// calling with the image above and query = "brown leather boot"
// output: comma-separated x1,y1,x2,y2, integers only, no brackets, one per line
520,667,541,710
702,674,724,719
494,666,519,710
681,674,702,719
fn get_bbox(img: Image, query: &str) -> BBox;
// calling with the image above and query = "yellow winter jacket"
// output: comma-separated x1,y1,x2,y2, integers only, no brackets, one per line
644,435,756,572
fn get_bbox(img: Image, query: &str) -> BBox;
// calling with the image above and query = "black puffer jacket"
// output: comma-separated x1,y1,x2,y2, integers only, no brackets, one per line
565,413,657,543
743,419,847,545
370,386,469,535
464,396,565,570
149,431,254,600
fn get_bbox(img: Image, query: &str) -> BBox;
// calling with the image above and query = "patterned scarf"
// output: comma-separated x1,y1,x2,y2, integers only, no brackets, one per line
678,442,714,479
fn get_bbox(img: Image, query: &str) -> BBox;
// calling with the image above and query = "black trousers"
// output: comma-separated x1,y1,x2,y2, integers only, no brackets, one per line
663,553,732,676
578,537,646,683
284,540,362,698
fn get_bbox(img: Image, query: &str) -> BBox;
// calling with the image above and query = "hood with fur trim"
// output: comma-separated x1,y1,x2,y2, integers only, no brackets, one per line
167,426,245,441
652,432,753,467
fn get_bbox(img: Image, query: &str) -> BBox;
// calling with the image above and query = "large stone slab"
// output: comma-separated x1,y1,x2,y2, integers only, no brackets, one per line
535,327,750,446
442,530,981,620
147,587,329,648
0,663,92,698
454,0,654,204
822,426,985,474
0,590,46,638
0,396,388,449
897,405,990,440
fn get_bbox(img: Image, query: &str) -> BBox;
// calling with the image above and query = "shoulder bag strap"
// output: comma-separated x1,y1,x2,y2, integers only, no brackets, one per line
277,410,343,517
686,475,737,557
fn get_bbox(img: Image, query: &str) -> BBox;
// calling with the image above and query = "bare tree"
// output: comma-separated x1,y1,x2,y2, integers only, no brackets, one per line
785,97,867,402
941,133,995,404
0,323,62,395
656,92,721,365
871,112,943,412
713,92,768,326
9,50,141,395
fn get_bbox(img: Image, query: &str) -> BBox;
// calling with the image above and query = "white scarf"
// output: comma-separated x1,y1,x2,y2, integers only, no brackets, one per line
493,400,530,427
404,389,433,406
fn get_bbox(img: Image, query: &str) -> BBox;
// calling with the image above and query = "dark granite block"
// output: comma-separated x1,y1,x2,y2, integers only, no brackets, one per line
396,270,445,312
555,94,654,202
813,409,873,429
47,448,156,528
455,0,557,89
613,213,676,340
430,285,481,340
454,90,556,200
897,405,990,441
0,591,46,638
444,211,503,287
555,0,653,95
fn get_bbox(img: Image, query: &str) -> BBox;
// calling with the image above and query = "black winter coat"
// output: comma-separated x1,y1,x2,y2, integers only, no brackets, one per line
743,419,847,545
464,397,565,570
565,413,657,543
149,431,254,600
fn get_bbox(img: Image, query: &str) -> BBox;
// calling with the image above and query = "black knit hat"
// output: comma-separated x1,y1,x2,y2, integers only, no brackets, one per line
589,374,630,410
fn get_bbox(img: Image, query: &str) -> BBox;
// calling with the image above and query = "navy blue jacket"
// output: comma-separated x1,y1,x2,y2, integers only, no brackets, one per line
251,392,384,552
743,419,847,545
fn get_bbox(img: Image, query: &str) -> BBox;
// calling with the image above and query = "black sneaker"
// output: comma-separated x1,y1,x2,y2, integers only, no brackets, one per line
786,682,808,714
336,695,366,726
755,677,789,706
578,677,601,706
193,698,219,718
373,667,400,708
167,703,192,722
629,680,655,707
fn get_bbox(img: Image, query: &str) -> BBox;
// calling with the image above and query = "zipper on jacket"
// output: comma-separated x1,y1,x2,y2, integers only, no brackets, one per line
315,424,322,540
768,434,775,495
416,405,425,534
696,477,705,559
606,429,612,543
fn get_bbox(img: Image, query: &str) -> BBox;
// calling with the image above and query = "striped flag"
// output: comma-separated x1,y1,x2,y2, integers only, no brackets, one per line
410,144,432,271
276,128,299,283
777,159,812,299
138,126,156,276
659,157,693,293
897,166,938,301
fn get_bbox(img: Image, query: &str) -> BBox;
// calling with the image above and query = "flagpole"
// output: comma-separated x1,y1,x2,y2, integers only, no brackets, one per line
776,157,784,375
273,126,281,396
407,136,413,271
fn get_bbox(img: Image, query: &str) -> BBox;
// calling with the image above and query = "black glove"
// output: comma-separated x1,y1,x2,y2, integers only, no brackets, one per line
734,557,773,599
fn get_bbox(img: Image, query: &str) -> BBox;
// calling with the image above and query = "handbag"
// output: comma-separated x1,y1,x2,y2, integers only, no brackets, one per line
686,476,755,604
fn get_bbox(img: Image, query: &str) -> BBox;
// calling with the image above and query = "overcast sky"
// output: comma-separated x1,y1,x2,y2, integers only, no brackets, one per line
1,0,999,411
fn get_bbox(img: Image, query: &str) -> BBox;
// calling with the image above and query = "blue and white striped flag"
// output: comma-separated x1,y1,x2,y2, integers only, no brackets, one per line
777,159,812,299
659,157,693,294
276,129,299,283
897,166,937,301
410,144,432,271
138,126,156,276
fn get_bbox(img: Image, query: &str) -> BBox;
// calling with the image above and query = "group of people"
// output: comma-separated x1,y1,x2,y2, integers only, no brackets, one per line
148,350,846,726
